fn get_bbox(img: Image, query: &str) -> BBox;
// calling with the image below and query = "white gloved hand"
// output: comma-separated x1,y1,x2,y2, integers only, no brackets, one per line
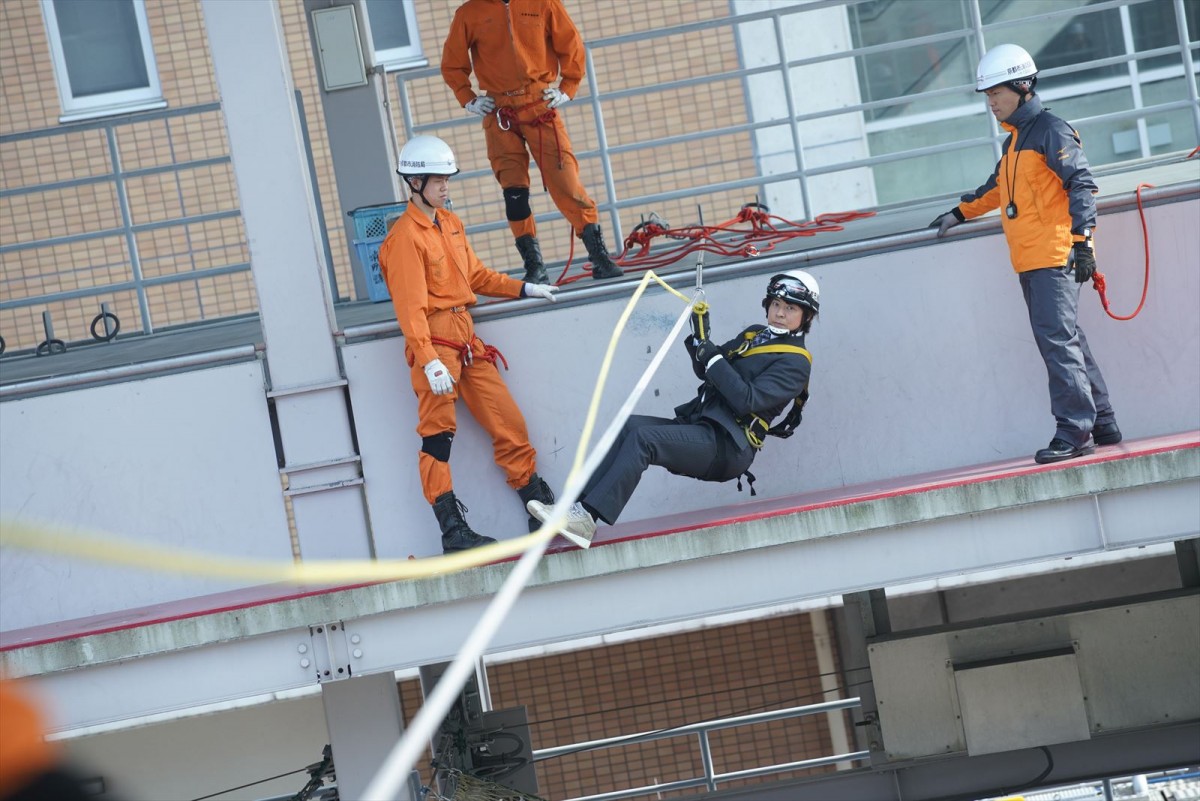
465,95,495,117
423,358,455,395
521,283,558,302
542,87,569,109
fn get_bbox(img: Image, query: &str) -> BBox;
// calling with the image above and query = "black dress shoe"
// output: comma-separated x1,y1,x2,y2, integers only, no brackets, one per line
1034,437,1095,464
1093,422,1122,445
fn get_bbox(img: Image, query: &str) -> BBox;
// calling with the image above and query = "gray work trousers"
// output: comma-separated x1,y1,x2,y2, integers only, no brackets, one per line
581,414,754,525
1019,266,1114,447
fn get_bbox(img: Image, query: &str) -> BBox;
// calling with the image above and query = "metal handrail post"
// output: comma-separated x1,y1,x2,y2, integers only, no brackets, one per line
969,0,1003,164
1119,5,1151,158
772,12,812,218
396,73,417,142
585,47,622,246
1174,0,1200,142
698,730,717,791
106,126,153,335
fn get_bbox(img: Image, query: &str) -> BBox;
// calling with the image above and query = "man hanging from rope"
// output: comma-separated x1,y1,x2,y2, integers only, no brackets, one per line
527,270,819,545
929,43,1121,464
441,0,624,284
379,136,560,554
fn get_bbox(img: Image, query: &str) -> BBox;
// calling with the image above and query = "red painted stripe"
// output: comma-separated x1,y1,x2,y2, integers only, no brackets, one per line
4,432,1195,651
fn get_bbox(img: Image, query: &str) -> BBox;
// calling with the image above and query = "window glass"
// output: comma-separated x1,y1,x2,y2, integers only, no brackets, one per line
53,0,149,96
1131,0,1199,71
43,0,164,121
365,0,411,49
849,0,977,120
364,0,425,70
985,5,1124,83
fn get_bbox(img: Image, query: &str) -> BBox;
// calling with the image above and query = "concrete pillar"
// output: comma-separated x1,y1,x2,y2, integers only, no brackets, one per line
322,673,415,801
839,590,891,765
303,0,403,301
201,0,372,559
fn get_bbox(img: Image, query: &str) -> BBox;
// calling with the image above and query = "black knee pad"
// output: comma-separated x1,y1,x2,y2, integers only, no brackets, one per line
503,186,531,221
421,431,454,462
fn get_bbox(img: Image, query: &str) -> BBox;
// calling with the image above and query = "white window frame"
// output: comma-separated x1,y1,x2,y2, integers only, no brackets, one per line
41,0,167,123
361,0,427,72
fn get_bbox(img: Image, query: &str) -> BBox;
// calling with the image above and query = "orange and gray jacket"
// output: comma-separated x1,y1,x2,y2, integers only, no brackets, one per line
442,0,586,107
957,95,1098,273
378,203,523,368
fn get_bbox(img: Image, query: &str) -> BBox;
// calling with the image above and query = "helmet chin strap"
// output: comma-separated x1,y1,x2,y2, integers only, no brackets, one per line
767,323,791,335
407,175,433,208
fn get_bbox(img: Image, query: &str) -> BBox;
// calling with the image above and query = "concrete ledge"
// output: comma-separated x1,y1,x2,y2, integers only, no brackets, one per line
3,436,1195,681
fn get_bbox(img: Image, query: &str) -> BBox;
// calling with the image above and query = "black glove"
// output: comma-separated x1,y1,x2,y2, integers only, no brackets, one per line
1070,241,1096,283
690,301,710,342
693,339,722,368
928,207,964,237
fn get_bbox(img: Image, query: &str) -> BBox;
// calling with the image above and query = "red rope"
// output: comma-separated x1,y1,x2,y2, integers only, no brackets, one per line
552,202,876,285
496,101,564,180
430,335,509,371
1090,183,1152,321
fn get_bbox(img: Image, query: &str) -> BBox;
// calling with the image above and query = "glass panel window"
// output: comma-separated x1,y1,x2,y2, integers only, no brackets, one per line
42,0,165,122
364,0,426,71
849,0,978,120
1131,0,1199,71
985,5,1125,85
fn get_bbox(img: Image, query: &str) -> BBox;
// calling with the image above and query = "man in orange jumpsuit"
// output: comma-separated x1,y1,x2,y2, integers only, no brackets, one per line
441,0,623,284
0,680,98,800
379,136,559,553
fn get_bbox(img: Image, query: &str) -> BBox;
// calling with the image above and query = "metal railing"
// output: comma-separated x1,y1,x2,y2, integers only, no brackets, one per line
395,0,1199,253
531,697,867,801
3,1,1196,354
0,103,249,351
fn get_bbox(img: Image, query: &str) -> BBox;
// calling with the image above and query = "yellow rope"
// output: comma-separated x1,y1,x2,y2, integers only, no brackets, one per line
0,271,699,585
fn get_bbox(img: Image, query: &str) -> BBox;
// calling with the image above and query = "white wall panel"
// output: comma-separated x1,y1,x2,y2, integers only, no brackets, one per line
345,200,1199,553
0,362,292,630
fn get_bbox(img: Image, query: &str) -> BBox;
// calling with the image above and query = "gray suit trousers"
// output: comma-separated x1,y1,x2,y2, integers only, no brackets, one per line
1019,266,1114,447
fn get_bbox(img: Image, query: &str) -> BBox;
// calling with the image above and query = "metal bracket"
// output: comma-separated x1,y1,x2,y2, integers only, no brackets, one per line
306,621,354,683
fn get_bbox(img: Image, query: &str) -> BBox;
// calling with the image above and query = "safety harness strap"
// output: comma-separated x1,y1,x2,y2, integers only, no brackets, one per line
728,335,813,449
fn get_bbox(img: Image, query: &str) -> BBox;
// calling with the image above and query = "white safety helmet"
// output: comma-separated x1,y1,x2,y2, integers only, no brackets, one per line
396,135,460,178
763,269,820,314
976,43,1038,94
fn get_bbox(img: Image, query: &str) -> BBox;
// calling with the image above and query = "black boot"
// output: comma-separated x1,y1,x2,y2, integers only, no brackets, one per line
432,491,497,554
1033,437,1095,465
515,235,549,284
517,472,556,533
580,223,623,279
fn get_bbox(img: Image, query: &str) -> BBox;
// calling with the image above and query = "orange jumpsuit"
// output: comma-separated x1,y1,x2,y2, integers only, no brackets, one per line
379,202,538,504
0,680,59,797
442,0,599,238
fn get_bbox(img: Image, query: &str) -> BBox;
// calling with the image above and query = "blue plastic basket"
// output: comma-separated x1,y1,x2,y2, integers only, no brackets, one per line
352,235,390,303
347,202,406,303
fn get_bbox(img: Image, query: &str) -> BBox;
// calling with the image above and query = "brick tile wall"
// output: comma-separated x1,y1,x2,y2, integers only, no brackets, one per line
398,610,850,799
1,1,754,350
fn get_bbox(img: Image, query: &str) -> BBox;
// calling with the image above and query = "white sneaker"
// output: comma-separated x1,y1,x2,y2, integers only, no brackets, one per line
526,500,596,548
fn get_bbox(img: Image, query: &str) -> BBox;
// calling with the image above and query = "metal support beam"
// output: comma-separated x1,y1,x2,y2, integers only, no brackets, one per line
321,672,414,801
839,592,887,765
684,721,1200,801
1177,538,1200,588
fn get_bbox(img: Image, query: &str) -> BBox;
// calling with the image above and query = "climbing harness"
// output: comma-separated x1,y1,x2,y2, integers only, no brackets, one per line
496,100,565,179
408,335,509,371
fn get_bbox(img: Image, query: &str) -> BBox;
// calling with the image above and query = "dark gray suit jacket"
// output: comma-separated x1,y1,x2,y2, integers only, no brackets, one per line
676,325,812,452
